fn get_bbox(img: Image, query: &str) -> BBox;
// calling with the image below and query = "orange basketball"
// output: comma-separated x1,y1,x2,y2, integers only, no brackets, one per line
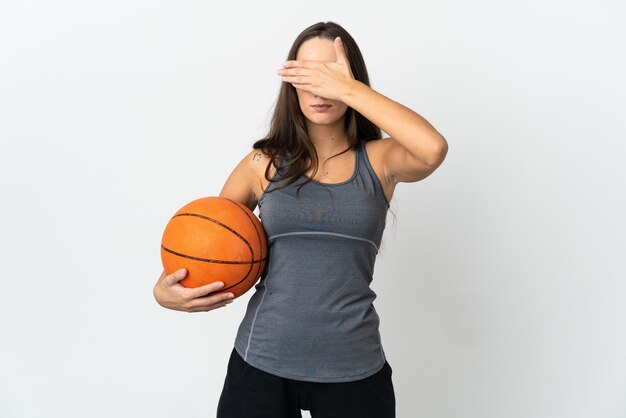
160,196,268,299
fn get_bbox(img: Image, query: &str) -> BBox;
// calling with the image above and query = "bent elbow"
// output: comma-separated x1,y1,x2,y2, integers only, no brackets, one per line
427,137,448,167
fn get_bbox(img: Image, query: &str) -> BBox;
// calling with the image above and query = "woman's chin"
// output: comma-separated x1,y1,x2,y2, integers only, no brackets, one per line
306,112,345,125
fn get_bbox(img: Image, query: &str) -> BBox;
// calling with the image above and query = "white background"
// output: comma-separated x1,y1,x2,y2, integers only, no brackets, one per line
1,1,625,417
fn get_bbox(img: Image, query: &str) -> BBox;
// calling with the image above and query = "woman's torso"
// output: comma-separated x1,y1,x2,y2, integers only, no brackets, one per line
232,139,392,383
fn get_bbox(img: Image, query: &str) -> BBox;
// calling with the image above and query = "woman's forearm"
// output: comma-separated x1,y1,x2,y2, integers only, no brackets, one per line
341,80,448,166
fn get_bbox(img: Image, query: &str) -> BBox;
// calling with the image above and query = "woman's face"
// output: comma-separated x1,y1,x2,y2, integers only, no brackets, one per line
293,37,349,126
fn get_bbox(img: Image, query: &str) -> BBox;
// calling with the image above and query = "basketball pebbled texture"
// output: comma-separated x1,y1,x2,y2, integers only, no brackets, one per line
161,196,268,298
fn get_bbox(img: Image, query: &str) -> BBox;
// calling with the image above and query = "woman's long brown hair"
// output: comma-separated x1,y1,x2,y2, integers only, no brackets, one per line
253,21,382,197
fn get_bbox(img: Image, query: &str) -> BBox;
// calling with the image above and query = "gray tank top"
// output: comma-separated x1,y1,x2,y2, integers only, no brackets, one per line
233,140,390,383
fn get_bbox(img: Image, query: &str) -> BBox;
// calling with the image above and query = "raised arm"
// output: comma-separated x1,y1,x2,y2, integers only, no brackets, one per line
340,81,448,184
279,36,448,185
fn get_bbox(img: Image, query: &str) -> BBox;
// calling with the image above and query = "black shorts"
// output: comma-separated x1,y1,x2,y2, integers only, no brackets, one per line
217,347,396,418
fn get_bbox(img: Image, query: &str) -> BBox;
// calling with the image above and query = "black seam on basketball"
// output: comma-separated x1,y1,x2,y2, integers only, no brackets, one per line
161,245,267,264
223,198,266,281
224,262,258,293
172,212,252,248
227,199,267,277
167,200,266,290
220,199,260,287
220,198,264,255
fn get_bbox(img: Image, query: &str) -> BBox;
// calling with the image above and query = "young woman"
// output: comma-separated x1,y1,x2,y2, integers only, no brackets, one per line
153,21,447,418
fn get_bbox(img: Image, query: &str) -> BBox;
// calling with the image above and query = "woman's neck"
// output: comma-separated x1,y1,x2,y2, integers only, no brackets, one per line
307,121,350,158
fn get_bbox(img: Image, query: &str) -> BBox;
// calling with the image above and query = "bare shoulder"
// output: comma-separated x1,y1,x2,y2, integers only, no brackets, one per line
363,137,388,159
219,147,275,211
248,148,274,174
247,147,277,180
246,148,279,205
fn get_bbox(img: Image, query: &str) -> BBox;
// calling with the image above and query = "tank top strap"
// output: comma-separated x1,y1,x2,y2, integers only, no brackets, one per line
357,140,364,163
277,149,292,174
270,150,288,178
356,140,370,181
357,139,390,208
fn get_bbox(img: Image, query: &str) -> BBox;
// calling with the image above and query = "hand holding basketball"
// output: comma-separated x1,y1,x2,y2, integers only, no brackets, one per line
153,268,235,312
159,196,268,300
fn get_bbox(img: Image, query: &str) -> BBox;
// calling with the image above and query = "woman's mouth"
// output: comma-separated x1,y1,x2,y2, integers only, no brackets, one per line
311,104,332,112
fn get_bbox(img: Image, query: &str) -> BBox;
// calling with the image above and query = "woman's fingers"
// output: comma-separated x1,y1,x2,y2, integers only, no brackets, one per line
186,292,235,311
163,268,187,285
156,270,237,312
185,300,233,313
163,270,226,297
282,59,318,69
187,280,226,299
